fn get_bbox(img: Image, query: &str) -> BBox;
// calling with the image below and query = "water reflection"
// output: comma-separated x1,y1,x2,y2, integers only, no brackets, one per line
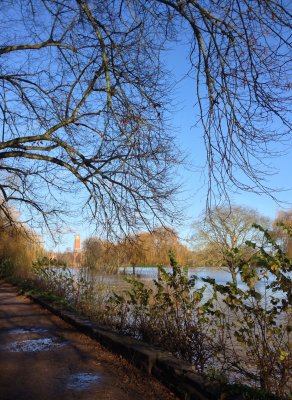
66,372,102,390
67,265,285,299
0,337,66,353
90,266,275,291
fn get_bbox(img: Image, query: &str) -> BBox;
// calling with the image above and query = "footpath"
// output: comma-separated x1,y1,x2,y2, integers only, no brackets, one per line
0,281,175,400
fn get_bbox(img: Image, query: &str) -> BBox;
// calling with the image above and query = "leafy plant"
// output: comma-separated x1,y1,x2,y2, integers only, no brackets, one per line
25,227,292,397
203,224,292,396
110,251,216,372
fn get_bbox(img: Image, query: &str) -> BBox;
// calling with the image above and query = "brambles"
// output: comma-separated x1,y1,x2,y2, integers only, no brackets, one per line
104,229,292,396
204,225,291,396
32,257,93,308
109,255,217,373
19,226,291,397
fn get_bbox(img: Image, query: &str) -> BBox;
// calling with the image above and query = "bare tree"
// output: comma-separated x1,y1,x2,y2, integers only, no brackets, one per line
191,205,271,283
0,0,181,236
0,0,291,237
139,0,292,206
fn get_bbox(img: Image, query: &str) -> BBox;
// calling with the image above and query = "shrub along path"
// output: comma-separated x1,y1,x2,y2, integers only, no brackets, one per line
0,281,175,400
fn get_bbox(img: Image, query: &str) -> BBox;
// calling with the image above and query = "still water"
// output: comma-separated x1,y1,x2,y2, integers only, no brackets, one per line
76,266,278,295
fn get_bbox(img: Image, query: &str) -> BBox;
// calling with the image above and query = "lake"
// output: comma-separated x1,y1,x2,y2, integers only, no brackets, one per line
74,265,279,296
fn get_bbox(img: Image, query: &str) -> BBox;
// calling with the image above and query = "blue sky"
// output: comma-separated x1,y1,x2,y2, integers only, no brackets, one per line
166,43,292,238
47,41,292,252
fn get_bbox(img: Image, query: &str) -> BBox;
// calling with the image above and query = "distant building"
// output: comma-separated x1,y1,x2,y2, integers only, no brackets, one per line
74,234,81,252
73,234,81,267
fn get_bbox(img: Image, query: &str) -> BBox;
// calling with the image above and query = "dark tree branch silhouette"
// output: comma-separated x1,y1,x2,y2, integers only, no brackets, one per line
0,0,181,236
150,0,292,205
0,0,291,235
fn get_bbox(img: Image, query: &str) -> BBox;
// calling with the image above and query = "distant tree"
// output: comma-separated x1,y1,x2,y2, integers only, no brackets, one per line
82,227,192,270
83,237,107,269
0,208,41,278
191,205,271,283
118,227,192,266
61,250,75,267
273,210,292,257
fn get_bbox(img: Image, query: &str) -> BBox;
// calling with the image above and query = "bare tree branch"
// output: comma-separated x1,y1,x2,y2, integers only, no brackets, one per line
0,0,291,237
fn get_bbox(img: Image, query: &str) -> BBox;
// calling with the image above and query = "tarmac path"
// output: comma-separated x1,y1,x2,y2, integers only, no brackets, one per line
0,281,176,400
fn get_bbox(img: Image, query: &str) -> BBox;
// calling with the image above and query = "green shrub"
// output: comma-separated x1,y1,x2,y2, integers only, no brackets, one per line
203,224,291,397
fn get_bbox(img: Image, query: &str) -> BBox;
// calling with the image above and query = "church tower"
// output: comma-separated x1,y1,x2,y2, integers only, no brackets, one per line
73,234,81,267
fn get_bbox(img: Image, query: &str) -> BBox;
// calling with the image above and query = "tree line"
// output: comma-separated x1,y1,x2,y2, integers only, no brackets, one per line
82,227,192,271
0,208,42,278
80,205,292,275
1,204,292,278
